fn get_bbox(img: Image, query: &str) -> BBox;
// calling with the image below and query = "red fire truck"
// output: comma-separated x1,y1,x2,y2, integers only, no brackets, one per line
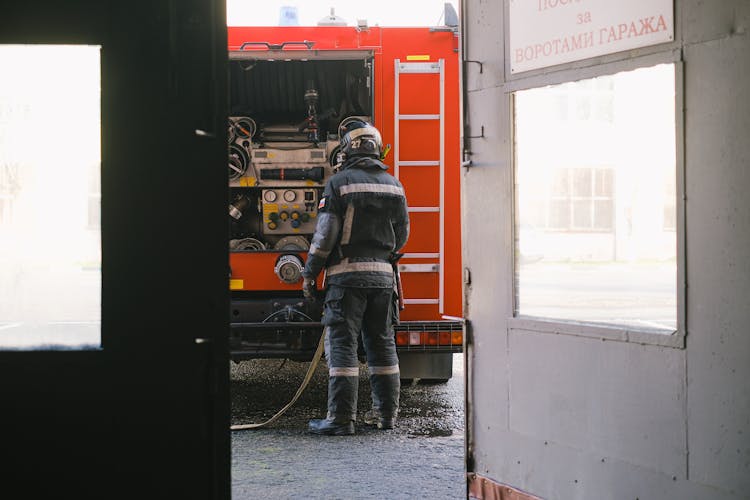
226,20,462,380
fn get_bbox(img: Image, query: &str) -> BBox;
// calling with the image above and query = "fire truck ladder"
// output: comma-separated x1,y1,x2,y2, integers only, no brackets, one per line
394,59,445,313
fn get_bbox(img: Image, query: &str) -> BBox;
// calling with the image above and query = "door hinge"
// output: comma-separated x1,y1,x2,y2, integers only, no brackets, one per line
463,267,471,285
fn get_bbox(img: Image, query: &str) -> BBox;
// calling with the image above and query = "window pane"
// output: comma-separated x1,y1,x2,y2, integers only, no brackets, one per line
593,200,613,230
514,64,677,332
572,168,591,197
572,200,591,228
594,168,613,197
527,201,546,228
551,169,569,197
549,200,570,229
593,94,614,122
575,96,591,120
0,45,101,350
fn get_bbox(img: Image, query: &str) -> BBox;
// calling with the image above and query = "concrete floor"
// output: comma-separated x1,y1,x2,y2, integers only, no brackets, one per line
231,354,465,499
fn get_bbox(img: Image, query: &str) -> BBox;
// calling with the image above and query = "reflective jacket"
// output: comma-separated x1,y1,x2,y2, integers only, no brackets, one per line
303,156,410,288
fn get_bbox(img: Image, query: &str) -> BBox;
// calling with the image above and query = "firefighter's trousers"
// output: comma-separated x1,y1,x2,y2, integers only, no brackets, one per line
322,285,400,423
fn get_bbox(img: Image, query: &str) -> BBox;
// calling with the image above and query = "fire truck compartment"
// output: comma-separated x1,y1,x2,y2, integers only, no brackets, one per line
229,57,372,138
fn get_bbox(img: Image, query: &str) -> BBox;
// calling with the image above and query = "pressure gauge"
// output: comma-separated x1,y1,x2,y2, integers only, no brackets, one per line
283,190,297,202
263,190,278,202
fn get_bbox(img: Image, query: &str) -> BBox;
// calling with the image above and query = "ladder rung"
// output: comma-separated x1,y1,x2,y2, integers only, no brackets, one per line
408,207,440,213
403,253,440,259
398,114,440,120
403,299,440,305
399,161,440,166
398,264,439,273
397,62,441,74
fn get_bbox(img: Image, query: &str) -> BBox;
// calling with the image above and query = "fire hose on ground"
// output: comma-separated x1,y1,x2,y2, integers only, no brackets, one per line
230,329,325,430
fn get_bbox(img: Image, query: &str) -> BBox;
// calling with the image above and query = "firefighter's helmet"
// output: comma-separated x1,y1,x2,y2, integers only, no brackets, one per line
339,119,382,159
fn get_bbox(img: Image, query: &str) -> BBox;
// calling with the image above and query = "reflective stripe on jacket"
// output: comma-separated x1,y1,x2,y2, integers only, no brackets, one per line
303,157,410,288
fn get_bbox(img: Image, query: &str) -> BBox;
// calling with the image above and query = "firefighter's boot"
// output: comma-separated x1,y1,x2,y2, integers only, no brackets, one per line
309,373,358,435
367,372,400,429
308,418,355,436
363,408,395,430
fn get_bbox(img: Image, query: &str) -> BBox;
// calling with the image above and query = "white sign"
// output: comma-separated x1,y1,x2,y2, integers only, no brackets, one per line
509,0,673,73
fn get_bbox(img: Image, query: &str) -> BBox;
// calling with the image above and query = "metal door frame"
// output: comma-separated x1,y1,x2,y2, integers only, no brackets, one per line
0,2,230,498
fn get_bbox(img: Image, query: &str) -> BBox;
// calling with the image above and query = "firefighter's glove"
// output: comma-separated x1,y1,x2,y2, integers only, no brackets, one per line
302,277,316,302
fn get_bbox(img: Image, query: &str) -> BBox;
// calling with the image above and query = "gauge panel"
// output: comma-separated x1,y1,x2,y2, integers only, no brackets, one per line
261,189,320,235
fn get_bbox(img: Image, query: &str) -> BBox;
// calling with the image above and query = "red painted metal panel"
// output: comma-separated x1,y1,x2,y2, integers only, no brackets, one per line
402,212,440,254
230,252,312,291
401,272,439,298
376,28,462,318
399,304,439,321
397,120,441,161
226,25,462,320
400,168,440,206
398,73,441,115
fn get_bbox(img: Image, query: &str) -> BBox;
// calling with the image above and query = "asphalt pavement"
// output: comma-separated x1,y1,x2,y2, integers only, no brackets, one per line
231,354,465,499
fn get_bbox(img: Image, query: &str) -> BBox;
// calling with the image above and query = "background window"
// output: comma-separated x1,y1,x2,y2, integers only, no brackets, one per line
544,167,614,231
514,64,677,332
0,45,101,350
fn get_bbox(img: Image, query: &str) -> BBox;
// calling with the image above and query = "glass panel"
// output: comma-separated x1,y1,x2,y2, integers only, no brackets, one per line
548,200,570,229
514,64,677,332
593,200,614,230
593,94,614,122
594,168,613,197
551,169,569,197
527,201,546,229
554,95,568,121
574,96,591,120
0,45,101,350
572,200,591,228
572,168,591,197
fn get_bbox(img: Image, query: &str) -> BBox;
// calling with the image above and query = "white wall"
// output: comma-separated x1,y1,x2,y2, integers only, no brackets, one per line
463,1,750,498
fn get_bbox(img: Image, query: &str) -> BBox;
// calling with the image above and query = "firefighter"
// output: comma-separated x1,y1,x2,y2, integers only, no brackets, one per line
302,120,409,436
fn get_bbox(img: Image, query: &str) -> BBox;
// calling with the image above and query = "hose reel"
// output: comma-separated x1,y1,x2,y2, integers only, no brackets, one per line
228,116,256,180
229,238,266,251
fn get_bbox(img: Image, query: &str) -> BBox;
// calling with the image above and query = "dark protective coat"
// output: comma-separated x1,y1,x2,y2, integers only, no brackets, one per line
302,156,410,288
303,156,410,424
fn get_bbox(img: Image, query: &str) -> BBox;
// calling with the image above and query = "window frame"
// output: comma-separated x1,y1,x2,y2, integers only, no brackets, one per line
507,51,686,349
